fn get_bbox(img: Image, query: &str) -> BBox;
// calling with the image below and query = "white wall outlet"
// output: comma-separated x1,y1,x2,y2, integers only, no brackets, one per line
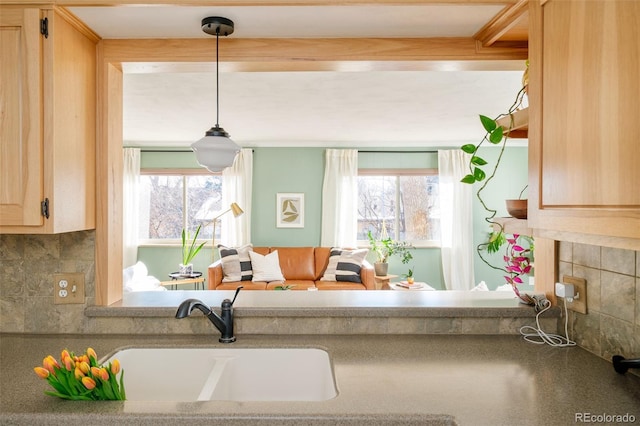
53,273,85,305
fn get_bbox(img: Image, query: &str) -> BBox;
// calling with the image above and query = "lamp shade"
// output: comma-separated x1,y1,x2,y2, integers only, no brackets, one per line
191,130,239,172
230,202,244,217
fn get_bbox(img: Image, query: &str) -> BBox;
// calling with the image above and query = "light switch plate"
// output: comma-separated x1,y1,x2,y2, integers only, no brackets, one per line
53,273,85,304
562,275,587,314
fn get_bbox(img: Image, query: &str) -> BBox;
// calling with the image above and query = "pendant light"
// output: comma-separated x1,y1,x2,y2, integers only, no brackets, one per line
191,17,240,172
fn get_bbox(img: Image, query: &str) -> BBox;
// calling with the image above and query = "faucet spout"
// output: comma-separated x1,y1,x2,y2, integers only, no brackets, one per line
175,287,242,343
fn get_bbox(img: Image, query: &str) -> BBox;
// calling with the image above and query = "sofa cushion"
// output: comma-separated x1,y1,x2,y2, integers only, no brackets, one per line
335,249,368,283
219,244,253,282
249,250,285,282
271,247,316,280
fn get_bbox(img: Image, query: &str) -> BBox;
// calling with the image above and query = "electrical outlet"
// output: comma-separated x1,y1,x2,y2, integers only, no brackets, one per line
562,275,587,314
53,273,85,305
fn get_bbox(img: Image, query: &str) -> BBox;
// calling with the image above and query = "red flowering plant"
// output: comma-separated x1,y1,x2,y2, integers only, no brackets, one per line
33,347,125,400
503,234,534,303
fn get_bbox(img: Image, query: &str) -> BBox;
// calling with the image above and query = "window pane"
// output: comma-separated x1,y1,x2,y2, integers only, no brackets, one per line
139,175,183,239
188,175,223,240
399,175,440,241
357,176,398,240
357,174,440,243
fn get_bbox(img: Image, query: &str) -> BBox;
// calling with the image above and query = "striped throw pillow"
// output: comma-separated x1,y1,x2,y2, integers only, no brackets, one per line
320,248,344,281
219,244,253,282
335,249,368,283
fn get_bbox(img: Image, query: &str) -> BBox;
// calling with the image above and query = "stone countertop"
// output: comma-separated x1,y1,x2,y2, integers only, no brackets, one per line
86,289,557,318
1,333,639,425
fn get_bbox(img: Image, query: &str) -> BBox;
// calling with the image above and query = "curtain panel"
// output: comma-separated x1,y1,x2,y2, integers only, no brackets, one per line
320,149,358,247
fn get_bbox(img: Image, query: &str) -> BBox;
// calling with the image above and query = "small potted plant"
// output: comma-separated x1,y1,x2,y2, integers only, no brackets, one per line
367,230,414,276
180,224,205,275
402,267,415,284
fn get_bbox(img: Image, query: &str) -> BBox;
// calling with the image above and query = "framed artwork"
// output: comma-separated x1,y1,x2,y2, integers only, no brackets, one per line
276,193,304,228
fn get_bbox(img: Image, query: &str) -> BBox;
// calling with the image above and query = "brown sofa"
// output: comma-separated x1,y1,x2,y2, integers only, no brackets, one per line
208,246,374,290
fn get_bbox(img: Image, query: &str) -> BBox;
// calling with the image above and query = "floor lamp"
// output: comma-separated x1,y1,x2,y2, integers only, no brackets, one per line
210,202,244,262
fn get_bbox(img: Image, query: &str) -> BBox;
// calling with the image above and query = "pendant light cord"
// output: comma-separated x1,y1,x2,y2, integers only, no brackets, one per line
215,27,220,128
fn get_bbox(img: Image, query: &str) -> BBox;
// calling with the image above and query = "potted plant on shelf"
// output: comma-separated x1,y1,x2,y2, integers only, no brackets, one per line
180,224,206,275
460,79,535,302
367,230,414,276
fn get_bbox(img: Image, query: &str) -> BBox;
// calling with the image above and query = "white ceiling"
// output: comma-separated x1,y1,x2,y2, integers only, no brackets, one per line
70,4,528,148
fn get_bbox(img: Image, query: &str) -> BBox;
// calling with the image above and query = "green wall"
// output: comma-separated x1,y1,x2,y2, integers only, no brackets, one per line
137,146,528,290
251,148,325,246
472,145,530,290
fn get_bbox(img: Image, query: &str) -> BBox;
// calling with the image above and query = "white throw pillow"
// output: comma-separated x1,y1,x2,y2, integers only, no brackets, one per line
249,250,285,282
470,281,489,292
495,284,515,292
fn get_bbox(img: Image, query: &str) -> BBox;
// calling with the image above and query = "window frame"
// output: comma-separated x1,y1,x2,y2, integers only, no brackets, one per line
137,168,221,247
357,167,440,248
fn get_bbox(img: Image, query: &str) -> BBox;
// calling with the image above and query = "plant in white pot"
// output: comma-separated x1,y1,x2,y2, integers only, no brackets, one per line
180,224,206,275
367,230,414,276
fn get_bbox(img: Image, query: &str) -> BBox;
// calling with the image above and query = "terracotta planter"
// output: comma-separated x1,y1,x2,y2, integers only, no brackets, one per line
506,199,528,219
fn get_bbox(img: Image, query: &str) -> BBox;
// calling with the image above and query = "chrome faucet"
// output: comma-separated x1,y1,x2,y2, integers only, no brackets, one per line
175,287,242,343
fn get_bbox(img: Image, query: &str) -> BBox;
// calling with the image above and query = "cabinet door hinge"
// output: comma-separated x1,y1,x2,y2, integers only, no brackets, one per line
40,17,48,38
41,198,50,219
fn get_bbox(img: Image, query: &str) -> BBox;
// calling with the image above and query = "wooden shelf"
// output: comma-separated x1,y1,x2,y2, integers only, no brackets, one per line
496,107,528,138
492,217,532,236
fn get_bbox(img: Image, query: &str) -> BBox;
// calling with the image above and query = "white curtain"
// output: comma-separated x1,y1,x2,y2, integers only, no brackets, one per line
221,148,253,246
438,149,474,290
321,149,358,247
122,148,140,268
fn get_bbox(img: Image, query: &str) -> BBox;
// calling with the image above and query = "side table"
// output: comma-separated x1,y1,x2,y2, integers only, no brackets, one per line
374,274,398,290
388,281,435,291
162,272,205,290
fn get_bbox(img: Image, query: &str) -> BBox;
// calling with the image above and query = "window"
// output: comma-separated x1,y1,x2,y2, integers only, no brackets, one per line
357,169,440,246
138,171,223,243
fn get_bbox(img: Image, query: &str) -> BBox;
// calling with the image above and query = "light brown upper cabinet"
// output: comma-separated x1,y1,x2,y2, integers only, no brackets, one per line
528,0,640,244
0,7,97,234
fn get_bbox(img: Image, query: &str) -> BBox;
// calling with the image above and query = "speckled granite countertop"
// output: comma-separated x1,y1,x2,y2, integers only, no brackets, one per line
1,333,639,426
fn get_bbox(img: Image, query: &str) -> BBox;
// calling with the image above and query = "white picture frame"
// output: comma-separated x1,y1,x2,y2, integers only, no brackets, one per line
276,193,304,228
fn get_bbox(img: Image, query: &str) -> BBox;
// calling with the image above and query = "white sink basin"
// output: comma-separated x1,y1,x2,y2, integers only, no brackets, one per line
102,347,337,401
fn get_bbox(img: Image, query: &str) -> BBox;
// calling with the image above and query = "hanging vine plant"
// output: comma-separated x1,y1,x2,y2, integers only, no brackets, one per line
460,83,532,299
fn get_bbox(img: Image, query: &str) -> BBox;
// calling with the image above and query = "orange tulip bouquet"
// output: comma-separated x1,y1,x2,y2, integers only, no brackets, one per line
33,347,125,400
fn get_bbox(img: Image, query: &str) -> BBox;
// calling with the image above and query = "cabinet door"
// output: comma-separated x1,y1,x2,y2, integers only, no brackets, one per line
0,8,44,226
528,0,640,241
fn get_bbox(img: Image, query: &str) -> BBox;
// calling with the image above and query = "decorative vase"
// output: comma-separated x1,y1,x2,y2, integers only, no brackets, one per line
407,277,415,284
179,263,193,275
374,262,388,277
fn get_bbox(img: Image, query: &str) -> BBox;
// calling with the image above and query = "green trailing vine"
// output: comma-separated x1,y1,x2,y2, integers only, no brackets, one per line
460,86,528,275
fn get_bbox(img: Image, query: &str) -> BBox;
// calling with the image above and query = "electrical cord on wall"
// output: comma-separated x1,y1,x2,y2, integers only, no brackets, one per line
519,297,576,347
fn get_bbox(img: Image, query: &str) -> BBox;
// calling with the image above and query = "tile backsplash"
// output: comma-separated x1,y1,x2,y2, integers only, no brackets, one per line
558,242,639,372
0,232,95,333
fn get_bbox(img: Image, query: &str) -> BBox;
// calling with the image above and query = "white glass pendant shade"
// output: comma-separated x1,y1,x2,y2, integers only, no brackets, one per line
191,130,239,172
192,17,239,173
